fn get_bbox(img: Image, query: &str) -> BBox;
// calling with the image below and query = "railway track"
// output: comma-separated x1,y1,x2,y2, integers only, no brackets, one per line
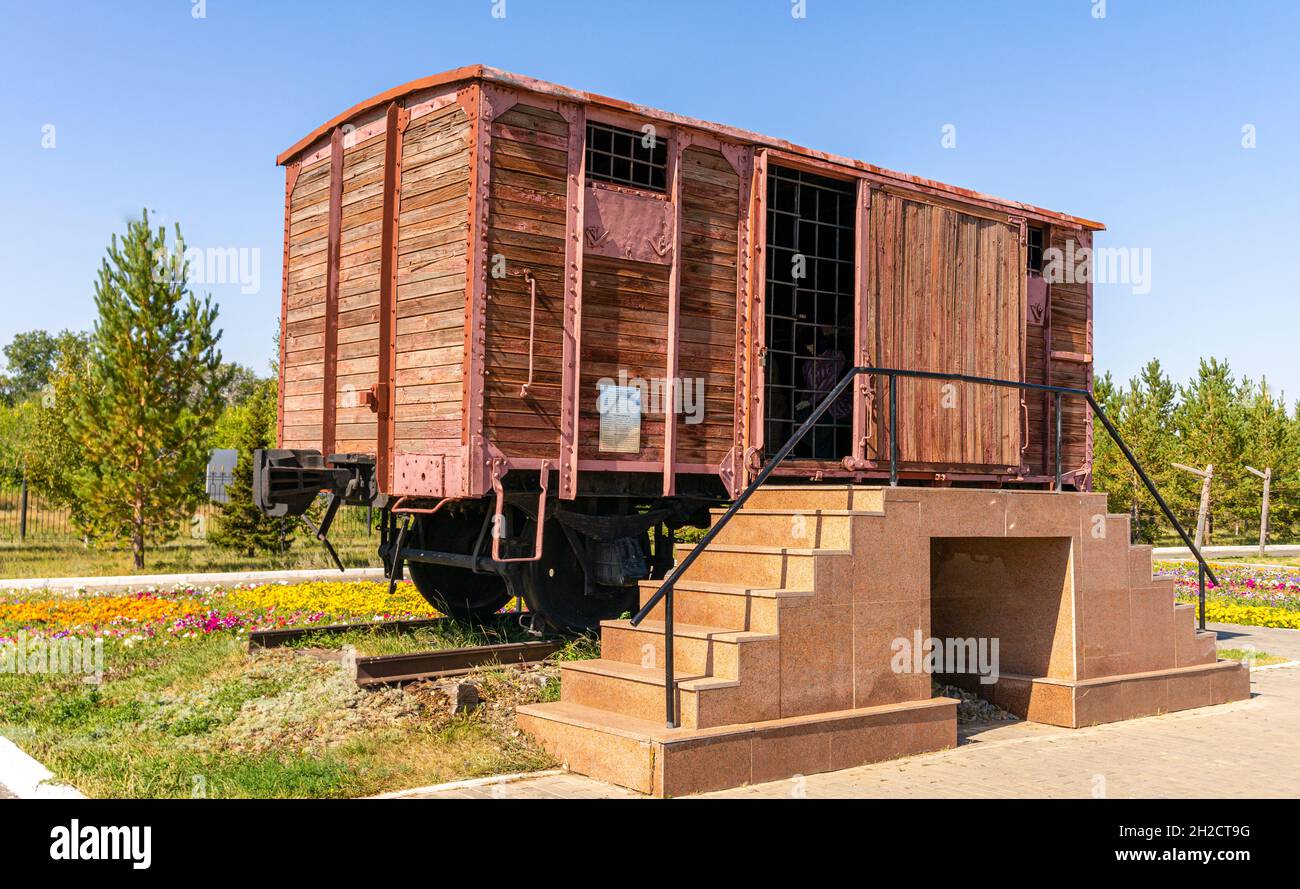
353,639,568,687
247,612,574,687
248,616,447,649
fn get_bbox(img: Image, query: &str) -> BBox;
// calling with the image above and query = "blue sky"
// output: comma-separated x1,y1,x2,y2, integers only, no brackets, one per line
1,1,1297,399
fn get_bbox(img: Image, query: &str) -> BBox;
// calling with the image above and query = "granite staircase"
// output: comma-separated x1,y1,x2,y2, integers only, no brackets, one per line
518,486,1250,797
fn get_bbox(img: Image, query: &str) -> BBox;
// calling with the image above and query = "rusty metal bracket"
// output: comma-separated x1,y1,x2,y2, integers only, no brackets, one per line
1008,215,1028,246
490,459,550,564
521,270,537,397
718,446,738,498
365,382,387,413
391,496,454,516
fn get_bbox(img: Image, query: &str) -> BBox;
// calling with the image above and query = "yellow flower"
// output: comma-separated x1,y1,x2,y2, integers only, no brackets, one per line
1195,600,1300,630
229,581,434,617
0,595,202,630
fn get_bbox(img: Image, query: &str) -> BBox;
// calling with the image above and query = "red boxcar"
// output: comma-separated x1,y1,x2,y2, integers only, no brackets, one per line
256,66,1103,628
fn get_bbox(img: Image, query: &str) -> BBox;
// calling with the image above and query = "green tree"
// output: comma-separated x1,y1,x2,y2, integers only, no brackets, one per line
209,378,291,556
217,361,262,407
0,329,89,405
1237,378,1297,543
1092,360,1179,543
1090,370,1123,512
0,333,90,501
1172,358,1246,544
23,335,93,506
72,211,232,568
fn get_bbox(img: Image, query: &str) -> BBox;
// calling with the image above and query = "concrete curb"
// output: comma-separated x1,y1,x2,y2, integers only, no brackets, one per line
0,735,85,799
0,567,385,595
364,769,566,799
1248,659,1300,672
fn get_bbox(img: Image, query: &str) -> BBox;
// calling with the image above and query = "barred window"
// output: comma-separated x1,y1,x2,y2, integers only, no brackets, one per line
585,120,667,192
1027,226,1046,275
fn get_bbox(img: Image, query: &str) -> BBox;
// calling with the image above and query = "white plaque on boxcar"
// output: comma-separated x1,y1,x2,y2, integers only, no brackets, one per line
597,384,642,454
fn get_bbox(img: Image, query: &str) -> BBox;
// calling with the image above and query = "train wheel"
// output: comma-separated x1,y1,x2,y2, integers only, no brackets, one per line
523,518,639,631
406,511,511,622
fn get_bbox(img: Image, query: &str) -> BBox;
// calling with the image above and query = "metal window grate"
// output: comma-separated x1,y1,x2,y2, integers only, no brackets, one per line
585,120,667,192
1027,226,1046,274
763,165,857,460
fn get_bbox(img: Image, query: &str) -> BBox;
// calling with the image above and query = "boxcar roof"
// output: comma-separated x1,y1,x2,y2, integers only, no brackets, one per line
278,64,1104,232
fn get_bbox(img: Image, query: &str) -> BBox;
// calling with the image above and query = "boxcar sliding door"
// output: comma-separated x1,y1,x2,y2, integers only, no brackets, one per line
865,189,1026,474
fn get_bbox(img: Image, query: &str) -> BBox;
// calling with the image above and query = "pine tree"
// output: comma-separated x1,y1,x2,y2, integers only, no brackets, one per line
1172,358,1246,545
72,211,231,568
1090,371,1126,512
1238,378,1296,543
1093,360,1179,543
209,378,292,556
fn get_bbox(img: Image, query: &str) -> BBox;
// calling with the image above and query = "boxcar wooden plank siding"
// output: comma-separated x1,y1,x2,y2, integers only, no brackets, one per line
1048,227,1091,479
677,146,740,466
482,103,570,461
333,131,387,453
1025,272,1048,474
281,156,333,450
394,102,472,456
579,256,672,462
867,192,1023,470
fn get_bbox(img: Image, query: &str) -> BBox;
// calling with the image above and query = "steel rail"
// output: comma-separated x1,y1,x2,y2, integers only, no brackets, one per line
353,639,567,687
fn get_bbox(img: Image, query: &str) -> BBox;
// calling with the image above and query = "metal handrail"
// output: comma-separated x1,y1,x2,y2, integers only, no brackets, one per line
631,365,1219,729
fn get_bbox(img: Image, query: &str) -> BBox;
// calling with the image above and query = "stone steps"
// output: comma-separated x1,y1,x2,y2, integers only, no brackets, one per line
668,542,848,589
516,696,958,797
599,618,778,680
634,578,813,634
519,485,1249,796
704,507,862,549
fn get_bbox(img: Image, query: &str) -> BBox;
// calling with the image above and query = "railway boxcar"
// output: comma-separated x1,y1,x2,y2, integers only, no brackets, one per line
256,66,1103,628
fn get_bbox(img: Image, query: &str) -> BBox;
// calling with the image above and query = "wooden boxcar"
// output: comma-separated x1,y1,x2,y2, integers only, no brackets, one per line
257,66,1103,627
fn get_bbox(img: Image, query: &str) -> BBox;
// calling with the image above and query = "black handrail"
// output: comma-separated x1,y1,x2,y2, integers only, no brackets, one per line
631,366,1218,728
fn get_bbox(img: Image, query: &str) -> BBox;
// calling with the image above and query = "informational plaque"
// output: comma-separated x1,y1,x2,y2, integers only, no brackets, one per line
597,383,642,454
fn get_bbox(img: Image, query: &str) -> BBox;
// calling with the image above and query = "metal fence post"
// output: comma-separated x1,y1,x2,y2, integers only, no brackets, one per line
1053,391,1062,492
19,474,29,542
664,585,676,728
888,373,898,487
1198,562,1206,632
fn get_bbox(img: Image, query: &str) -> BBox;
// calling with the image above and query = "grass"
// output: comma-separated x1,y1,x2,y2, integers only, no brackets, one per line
0,535,380,579
274,612,597,659
1215,648,1291,667
0,620,582,798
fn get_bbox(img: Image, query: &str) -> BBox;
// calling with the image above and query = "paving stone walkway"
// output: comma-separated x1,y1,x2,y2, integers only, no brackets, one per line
400,625,1300,800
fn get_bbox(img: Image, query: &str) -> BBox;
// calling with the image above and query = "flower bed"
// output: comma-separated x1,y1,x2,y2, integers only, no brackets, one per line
0,580,556,798
1155,561,1300,629
0,580,437,645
